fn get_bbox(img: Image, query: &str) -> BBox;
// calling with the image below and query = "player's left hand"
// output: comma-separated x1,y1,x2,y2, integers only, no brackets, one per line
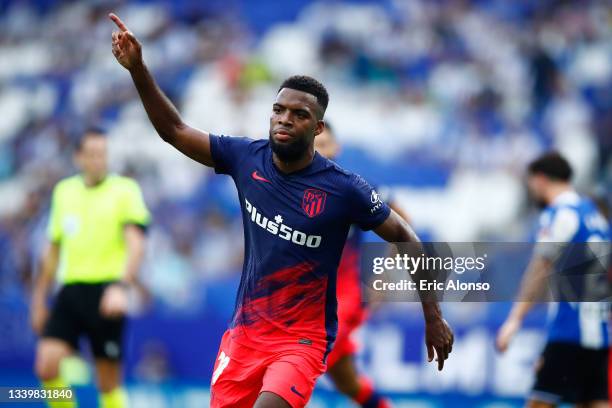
496,317,521,353
425,317,454,371
99,283,129,319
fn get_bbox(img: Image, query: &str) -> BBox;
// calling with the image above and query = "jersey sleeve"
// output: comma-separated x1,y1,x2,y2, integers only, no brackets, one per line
46,185,62,243
122,180,151,228
347,174,391,231
534,207,580,260
209,134,253,176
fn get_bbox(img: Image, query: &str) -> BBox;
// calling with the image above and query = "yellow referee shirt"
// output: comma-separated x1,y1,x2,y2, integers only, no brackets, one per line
47,174,150,284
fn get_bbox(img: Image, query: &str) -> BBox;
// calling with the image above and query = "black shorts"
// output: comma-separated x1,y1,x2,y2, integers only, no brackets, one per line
43,283,125,360
531,341,609,404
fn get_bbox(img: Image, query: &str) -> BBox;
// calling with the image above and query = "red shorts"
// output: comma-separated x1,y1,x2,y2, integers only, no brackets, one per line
210,330,327,408
326,305,367,368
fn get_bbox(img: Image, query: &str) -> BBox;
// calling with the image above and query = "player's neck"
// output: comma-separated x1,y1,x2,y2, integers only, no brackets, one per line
546,183,573,205
272,149,315,174
82,173,107,188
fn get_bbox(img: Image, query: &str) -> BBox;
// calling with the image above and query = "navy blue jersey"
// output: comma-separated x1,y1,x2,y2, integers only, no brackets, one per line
209,135,390,358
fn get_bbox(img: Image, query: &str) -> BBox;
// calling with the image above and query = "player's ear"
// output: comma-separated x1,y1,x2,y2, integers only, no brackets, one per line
314,120,325,137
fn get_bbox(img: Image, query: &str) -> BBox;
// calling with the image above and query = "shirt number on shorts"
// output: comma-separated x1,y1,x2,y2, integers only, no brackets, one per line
211,351,230,385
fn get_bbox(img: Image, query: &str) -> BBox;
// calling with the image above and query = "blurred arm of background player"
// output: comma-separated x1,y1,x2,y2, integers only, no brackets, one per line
374,210,454,371
99,225,147,318
496,254,554,352
109,13,214,167
31,243,60,335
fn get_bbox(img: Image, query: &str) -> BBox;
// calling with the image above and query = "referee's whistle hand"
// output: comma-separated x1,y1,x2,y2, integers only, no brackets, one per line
99,284,129,319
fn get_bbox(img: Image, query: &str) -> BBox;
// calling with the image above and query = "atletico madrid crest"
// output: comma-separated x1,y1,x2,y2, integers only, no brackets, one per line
302,189,327,218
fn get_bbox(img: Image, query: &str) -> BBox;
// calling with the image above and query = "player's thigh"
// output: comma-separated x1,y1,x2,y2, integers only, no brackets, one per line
582,347,609,406
94,358,122,393
36,286,81,380
260,354,325,408
210,332,264,408
326,354,360,397
85,283,126,362
35,338,75,380
87,316,125,361
326,309,361,370
531,343,581,405
254,391,291,408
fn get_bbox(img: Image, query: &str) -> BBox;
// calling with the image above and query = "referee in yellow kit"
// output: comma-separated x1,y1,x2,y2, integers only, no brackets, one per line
30,128,150,408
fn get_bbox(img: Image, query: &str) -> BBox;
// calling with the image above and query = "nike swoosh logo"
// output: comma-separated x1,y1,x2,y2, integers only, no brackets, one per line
251,171,270,183
290,385,305,399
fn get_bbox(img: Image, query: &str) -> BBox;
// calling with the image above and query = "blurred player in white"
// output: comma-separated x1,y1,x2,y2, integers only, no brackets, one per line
497,152,610,408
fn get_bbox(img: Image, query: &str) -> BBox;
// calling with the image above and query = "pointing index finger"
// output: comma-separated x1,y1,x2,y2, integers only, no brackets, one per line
109,13,128,32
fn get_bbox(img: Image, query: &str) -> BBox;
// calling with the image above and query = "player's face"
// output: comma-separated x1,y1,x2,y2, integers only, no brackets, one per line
76,134,108,181
314,128,339,160
527,174,548,208
269,88,323,162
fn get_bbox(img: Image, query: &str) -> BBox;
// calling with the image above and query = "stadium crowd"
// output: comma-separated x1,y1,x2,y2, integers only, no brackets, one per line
0,0,609,313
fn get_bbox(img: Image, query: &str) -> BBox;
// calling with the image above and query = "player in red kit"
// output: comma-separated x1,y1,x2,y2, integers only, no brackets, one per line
316,123,411,408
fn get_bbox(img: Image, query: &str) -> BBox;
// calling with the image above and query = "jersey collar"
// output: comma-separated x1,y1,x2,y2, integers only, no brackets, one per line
266,145,325,179
552,190,580,206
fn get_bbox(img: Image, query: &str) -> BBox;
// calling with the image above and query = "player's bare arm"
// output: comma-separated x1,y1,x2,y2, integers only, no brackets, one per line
30,242,60,335
100,224,147,319
374,210,454,371
388,201,412,225
109,13,214,167
496,255,553,352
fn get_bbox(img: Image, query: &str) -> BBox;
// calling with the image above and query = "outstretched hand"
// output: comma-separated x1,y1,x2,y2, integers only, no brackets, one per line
425,317,454,371
109,13,142,70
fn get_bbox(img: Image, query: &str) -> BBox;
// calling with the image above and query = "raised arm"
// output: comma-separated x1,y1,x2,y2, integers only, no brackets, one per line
109,13,214,167
374,210,454,370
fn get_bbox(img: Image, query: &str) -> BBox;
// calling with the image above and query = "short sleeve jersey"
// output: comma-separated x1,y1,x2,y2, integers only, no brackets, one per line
47,175,150,284
536,191,610,349
209,135,390,358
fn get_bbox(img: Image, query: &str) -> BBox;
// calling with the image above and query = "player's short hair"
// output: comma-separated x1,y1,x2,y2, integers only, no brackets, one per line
527,151,573,182
278,75,329,118
76,127,107,151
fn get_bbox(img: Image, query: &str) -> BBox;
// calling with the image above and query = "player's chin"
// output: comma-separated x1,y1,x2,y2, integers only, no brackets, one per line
273,133,295,144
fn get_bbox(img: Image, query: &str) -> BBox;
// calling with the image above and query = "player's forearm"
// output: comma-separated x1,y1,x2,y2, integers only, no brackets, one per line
129,62,185,142
32,244,59,307
122,247,144,285
121,227,146,285
508,256,552,321
392,225,444,320
517,257,551,305
411,259,444,322
507,301,533,323
389,201,411,225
